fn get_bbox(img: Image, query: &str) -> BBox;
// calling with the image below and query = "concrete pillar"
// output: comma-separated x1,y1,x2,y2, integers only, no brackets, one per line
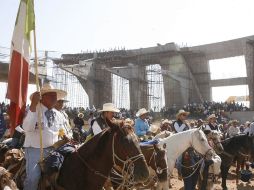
245,42,254,110
160,55,190,108
106,65,148,110
129,79,148,110
59,60,112,109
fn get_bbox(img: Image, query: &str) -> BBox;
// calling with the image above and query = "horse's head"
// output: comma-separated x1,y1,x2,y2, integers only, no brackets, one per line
204,149,222,176
153,144,168,182
205,130,224,154
106,118,149,182
191,129,212,156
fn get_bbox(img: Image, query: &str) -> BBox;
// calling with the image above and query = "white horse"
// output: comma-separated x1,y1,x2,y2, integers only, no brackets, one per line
158,129,213,176
153,131,173,140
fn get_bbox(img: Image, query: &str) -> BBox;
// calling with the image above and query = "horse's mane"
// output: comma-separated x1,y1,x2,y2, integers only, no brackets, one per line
78,119,119,159
222,134,250,152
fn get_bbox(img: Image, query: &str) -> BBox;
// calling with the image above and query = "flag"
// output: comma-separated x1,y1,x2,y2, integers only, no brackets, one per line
6,0,35,135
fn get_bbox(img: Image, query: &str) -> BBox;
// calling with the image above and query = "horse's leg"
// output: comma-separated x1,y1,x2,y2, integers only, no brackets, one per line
221,165,230,190
236,158,241,184
156,181,169,190
168,176,172,188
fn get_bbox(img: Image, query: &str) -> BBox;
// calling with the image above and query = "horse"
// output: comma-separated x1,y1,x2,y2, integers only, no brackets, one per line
219,134,254,190
153,131,173,140
0,166,18,190
158,128,213,187
108,142,168,190
198,130,223,190
57,118,150,190
139,144,168,190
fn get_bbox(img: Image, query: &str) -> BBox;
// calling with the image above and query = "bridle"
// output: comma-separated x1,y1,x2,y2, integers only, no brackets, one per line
150,150,168,175
77,129,145,188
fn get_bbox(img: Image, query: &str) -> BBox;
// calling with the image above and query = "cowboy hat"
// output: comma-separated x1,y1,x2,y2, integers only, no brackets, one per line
149,125,160,134
123,118,134,127
98,103,120,113
176,109,190,119
162,119,171,125
136,108,149,117
57,98,69,103
30,83,67,100
78,112,84,118
207,114,217,120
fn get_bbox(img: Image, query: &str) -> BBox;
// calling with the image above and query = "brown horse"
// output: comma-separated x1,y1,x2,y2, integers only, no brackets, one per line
57,119,150,190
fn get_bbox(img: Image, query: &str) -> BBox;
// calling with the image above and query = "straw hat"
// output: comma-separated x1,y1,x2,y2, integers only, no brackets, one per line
30,83,67,100
207,114,216,120
149,125,160,133
228,119,239,125
176,109,190,119
98,103,120,113
136,108,149,117
123,118,134,127
162,119,171,125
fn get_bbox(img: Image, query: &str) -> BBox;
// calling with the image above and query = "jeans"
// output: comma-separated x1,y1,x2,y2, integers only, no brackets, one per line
23,147,53,190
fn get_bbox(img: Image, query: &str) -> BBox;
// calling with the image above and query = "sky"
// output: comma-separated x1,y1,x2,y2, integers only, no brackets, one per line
0,0,253,106
1,0,254,53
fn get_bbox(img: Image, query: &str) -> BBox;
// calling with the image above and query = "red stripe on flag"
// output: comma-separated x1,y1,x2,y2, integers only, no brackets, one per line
8,103,26,135
6,50,29,135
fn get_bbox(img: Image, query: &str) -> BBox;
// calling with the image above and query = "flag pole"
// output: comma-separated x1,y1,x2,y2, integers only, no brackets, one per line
33,29,44,161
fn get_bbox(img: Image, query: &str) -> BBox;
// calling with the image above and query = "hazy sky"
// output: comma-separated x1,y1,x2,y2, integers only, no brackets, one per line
0,0,253,105
1,0,254,53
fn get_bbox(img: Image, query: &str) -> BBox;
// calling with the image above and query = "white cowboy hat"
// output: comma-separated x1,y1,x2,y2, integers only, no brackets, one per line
207,114,217,120
136,108,149,117
78,112,84,118
149,125,160,133
176,109,190,119
57,97,69,102
98,103,120,113
123,118,134,127
30,83,67,100
162,119,171,125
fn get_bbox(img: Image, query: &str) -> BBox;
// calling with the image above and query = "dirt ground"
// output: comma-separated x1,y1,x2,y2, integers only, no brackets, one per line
169,166,254,190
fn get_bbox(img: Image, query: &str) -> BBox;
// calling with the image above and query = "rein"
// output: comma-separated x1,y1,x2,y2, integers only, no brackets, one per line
76,131,145,188
149,150,168,175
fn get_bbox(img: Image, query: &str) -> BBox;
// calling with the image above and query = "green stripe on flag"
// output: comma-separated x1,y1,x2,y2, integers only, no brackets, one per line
25,0,35,41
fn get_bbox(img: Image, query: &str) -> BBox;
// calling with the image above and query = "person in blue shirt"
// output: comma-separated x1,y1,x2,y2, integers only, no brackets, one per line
134,108,150,138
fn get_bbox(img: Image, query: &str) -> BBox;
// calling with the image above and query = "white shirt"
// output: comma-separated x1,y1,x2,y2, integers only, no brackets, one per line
92,121,102,135
249,122,254,136
88,116,95,128
228,126,240,138
174,121,188,133
23,104,69,148
60,110,73,137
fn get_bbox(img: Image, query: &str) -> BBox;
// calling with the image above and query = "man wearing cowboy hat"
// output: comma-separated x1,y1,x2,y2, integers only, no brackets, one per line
54,98,72,137
228,120,240,138
22,83,70,190
160,119,172,132
204,114,220,132
134,108,150,137
91,103,120,136
172,109,190,133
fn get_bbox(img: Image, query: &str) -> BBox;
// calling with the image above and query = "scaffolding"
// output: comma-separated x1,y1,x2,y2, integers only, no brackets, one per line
146,64,165,111
112,74,130,109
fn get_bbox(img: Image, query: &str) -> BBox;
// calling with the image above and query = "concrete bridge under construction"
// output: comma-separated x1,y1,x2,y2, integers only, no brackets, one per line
1,35,254,110
52,36,254,110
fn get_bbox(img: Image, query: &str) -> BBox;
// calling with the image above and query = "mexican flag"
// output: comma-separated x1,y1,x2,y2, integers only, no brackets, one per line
6,0,35,135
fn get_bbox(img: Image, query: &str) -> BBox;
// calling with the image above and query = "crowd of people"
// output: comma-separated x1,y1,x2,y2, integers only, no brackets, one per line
0,83,254,189
160,101,249,120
